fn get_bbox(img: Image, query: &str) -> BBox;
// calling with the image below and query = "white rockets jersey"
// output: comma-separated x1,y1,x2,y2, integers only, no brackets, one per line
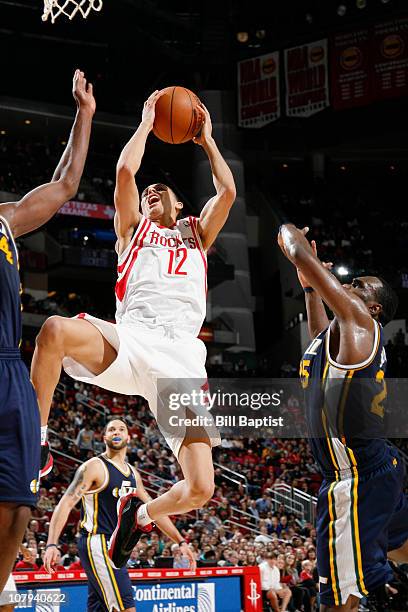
115,215,207,336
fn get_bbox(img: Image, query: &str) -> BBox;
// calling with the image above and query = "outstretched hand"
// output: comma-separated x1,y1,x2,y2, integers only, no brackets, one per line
297,233,333,289
142,90,163,131
192,103,211,146
72,69,96,115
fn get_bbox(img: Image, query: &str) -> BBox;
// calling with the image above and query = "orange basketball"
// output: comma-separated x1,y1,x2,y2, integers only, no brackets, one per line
153,86,203,144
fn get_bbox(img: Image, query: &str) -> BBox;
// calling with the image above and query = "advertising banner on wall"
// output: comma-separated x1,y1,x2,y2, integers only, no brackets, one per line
237,51,280,127
331,29,373,110
284,39,330,117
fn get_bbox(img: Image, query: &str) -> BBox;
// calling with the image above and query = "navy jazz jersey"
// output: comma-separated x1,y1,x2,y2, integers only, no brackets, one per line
0,214,40,507
0,215,21,348
300,319,391,478
80,455,137,536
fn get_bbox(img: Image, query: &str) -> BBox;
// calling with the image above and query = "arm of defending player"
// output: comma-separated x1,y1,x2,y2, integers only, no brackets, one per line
278,224,377,363
0,70,95,238
114,90,163,244
297,236,333,340
43,459,102,573
134,471,197,570
194,104,236,251
278,224,372,326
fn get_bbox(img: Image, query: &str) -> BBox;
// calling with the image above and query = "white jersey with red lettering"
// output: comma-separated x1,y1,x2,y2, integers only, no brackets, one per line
62,215,221,459
115,215,207,337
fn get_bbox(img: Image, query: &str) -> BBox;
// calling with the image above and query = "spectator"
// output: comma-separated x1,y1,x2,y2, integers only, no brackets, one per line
259,552,292,612
75,423,95,459
61,542,79,567
15,548,39,571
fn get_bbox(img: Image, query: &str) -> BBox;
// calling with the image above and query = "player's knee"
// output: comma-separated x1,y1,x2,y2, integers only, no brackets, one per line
188,480,214,508
36,316,66,351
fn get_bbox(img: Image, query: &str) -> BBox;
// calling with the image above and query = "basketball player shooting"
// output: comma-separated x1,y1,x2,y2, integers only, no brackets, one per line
43,419,195,612
278,224,407,612
0,69,95,595
31,89,236,566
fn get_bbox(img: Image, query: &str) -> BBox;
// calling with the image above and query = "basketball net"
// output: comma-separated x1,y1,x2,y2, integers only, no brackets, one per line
42,0,103,23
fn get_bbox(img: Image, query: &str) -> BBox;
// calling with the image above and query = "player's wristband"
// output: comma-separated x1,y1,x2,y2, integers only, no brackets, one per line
45,544,58,550
303,287,314,293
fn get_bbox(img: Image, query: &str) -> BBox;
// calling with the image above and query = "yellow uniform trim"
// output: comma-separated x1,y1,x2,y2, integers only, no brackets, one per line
322,410,339,475
348,448,368,596
80,498,86,529
93,493,99,535
328,481,340,606
101,534,124,610
87,534,109,609
338,370,354,444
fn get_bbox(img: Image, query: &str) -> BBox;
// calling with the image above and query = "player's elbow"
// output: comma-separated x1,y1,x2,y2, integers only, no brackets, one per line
220,185,236,206
59,176,79,200
116,162,136,181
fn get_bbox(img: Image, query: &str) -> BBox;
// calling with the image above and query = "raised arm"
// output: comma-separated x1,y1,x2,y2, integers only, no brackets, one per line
0,70,95,238
133,469,196,570
297,237,332,340
114,90,162,253
43,459,102,573
194,105,236,251
278,223,375,363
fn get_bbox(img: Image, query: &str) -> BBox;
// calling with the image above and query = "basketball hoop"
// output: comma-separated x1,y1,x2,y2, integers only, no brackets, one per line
42,0,103,23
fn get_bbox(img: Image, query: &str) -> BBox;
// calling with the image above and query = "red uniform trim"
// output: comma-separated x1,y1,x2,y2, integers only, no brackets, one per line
115,221,151,302
189,216,207,295
117,217,148,274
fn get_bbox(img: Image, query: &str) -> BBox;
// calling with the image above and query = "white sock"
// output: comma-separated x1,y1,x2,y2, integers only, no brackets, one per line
41,425,48,445
137,503,153,528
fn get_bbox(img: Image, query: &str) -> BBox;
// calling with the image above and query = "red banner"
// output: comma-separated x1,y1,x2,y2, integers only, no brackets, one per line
373,17,408,100
238,51,280,127
57,200,114,220
331,29,372,110
285,39,330,117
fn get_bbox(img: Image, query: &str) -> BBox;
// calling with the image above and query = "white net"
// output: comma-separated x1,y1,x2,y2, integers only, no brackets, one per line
42,0,103,23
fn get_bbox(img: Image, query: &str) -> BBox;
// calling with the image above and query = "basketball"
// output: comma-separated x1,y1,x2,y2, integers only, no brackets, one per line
153,86,204,144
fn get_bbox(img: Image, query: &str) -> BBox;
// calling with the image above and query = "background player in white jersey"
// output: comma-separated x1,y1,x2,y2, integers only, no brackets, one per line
43,419,195,612
31,89,236,564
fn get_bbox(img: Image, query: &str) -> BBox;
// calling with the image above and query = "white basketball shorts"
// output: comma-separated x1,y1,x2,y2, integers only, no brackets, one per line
63,314,221,458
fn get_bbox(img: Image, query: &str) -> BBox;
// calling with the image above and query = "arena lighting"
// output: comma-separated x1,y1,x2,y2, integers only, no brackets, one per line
305,12,314,24
381,0,391,3
356,0,367,8
255,29,266,39
282,163,289,169
340,164,347,171
0,130,5,135
337,4,347,16
61,140,67,145
24,119,31,125
236,31,249,43
337,266,349,276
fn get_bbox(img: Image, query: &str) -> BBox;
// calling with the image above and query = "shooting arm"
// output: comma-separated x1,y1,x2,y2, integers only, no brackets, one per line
195,106,236,250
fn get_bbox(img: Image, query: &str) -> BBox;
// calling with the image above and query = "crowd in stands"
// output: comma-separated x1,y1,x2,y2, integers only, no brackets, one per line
8,372,407,609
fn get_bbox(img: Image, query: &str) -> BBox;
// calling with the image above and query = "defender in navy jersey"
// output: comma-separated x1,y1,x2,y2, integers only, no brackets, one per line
0,70,94,595
44,419,195,612
278,225,406,611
